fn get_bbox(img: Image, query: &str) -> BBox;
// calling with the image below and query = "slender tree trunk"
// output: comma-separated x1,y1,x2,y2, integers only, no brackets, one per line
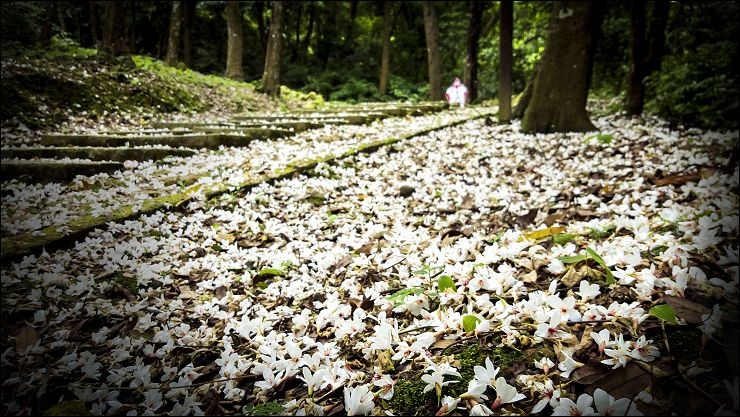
625,0,646,115
56,1,67,35
465,0,482,103
182,0,196,68
344,0,359,51
498,0,513,121
165,1,183,66
100,1,130,59
645,0,669,75
422,1,442,100
302,2,314,60
262,1,285,97
255,1,267,55
521,1,598,133
225,1,244,80
89,0,100,48
40,2,57,46
291,2,302,62
379,0,392,95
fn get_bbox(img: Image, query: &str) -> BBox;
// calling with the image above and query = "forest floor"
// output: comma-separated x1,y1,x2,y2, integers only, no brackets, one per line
1,53,739,417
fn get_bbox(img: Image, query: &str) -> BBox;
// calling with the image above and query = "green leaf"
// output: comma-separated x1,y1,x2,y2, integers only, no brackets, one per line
649,304,677,324
387,287,423,306
256,267,285,278
553,233,577,245
437,275,456,292
462,315,480,332
585,247,615,284
559,254,589,264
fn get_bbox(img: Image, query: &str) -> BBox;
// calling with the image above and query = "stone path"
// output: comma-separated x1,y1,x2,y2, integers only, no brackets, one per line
1,103,496,261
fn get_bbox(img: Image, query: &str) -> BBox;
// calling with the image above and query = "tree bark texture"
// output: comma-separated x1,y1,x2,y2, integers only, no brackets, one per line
498,0,513,122
521,1,597,133
262,1,285,97
625,0,646,115
165,1,183,66
379,1,392,95
464,0,482,103
225,1,244,80
101,0,130,58
182,0,196,68
645,0,669,75
422,1,442,100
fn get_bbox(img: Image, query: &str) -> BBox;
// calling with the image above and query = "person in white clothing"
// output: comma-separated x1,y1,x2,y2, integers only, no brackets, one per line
445,77,468,108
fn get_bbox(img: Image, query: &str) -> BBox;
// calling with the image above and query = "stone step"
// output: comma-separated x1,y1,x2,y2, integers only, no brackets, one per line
1,160,124,182
41,128,291,148
1,147,197,162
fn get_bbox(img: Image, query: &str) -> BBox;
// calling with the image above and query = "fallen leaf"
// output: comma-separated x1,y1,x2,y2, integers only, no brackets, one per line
572,364,605,385
584,362,651,400
15,325,38,354
521,226,566,241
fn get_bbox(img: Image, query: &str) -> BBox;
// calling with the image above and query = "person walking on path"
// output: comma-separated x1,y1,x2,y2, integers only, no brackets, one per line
445,77,468,108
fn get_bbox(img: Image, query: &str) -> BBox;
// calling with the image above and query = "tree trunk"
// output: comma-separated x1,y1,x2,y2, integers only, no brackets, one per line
498,0,513,121
645,0,669,75
379,0,392,95
100,1,130,59
513,62,539,119
225,1,244,80
182,0,196,68
40,2,58,46
521,1,597,133
262,1,285,97
302,2,314,60
464,0,482,103
625,0,646,115
291,2,302,62
255,1,267,55
89,0,100,48
422,1,442,100
165,1,183,66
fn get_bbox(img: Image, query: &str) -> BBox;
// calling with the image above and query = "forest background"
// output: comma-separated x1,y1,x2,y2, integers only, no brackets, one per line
1,0,737,133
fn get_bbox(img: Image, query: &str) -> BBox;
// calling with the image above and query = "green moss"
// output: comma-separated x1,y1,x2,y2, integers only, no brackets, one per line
44,399,91,416
389,379,436,416
243,400,285,416
447,343,525,397
113,272,138,294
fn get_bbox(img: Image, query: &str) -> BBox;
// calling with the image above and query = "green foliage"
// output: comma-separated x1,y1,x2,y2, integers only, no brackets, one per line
243,401,285,416
387,287,423,307
389,379,437,416
649,304,677,324
558,247,615,285
44,400,91,416
437,275,456,292
0,1,44,57
461,314,480,332
329,78,380,103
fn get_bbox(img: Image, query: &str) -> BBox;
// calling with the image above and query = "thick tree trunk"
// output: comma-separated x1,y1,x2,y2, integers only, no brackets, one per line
100,1,130,59
625,0,646,115
379,1,392,95
182,0,196,68
165,1,183,66
225,1,244,80
513,62,539,119
464,0,482,103
521,1,597,133
498,0,513,121
422,1,442,101
262,1,285,97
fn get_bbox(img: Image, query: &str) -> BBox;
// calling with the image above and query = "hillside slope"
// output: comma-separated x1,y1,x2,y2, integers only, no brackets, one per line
0,39,324,142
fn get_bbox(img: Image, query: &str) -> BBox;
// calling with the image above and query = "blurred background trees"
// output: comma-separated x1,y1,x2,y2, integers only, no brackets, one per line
0,0,737,130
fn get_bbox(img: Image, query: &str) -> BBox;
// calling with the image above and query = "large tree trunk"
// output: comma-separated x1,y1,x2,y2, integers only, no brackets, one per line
498,0,513,121
100,1,130,59
225,1,244,80
464,0,482,103
262,1,285,97
513,62,538,119
422,1,442,100
625,0,646,115
521,1,598,133
379,1,392,95
182,0,196,68
165,1,183,66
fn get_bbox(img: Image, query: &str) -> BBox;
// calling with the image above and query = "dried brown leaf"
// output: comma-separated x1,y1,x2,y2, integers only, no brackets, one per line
663,295,710,324
584,362,651,400
15,325,38,353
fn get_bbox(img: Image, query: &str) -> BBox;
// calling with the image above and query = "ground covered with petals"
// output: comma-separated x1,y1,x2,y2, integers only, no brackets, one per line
1,111,738,416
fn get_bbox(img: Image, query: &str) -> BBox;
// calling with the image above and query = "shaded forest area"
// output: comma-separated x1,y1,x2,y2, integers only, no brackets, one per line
1,1,737,132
